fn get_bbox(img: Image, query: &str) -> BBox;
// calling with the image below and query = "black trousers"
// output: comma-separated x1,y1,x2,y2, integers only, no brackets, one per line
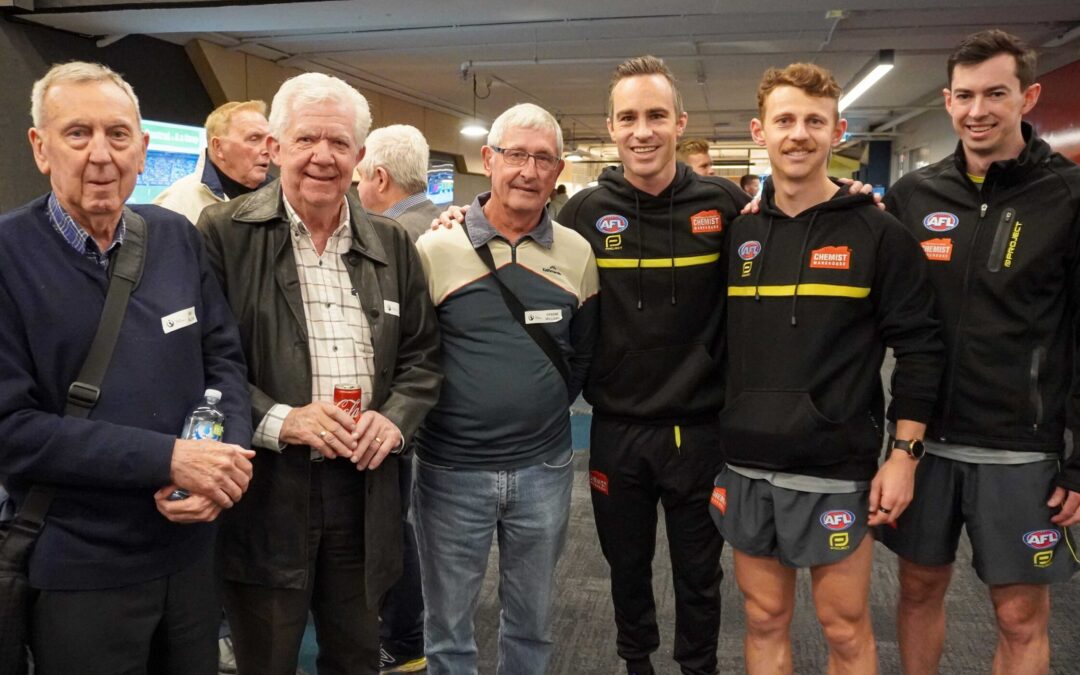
31,541,219,675
223,458,379,675
378,455,424,658
589,416,725,675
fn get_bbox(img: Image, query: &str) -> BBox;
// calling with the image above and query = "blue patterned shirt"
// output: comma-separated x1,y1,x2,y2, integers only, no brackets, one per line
381,192,430,219
46,193,125,269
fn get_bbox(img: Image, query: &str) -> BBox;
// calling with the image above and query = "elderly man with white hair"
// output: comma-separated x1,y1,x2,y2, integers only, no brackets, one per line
412,102,599,675
197,72,442,675
356,123,441,243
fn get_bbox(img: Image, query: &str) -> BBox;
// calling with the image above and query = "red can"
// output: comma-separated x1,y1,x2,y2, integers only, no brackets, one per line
333,384,363,422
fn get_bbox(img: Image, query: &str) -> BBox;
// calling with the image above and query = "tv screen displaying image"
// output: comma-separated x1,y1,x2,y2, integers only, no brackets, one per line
130,120,206,204
428,158,454,206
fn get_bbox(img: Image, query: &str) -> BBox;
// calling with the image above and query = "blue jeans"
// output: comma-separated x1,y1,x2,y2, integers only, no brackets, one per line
412,448,575,675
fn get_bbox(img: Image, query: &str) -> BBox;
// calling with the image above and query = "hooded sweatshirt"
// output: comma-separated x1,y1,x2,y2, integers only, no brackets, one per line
884,124,1080,491
719,180,944,481
558,163,749,424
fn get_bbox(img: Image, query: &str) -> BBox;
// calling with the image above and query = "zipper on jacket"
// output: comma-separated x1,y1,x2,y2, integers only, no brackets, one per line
986,207,1017,273
1029,346,1045,434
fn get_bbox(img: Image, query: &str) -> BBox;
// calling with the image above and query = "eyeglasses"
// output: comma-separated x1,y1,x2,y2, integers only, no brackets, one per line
491,146,559,172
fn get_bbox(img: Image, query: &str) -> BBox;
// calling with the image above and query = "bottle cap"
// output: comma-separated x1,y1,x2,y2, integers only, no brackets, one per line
204,388,222,403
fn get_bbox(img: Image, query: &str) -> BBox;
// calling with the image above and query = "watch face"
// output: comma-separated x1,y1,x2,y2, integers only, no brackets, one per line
910,439,926,459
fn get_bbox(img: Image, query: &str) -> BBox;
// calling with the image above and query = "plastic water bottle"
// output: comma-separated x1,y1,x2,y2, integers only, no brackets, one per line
169,389,225,501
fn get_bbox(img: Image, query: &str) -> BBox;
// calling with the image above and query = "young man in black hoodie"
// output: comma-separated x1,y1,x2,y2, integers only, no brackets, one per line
711,63,943,674
880,30,1080,674
557,57,749,675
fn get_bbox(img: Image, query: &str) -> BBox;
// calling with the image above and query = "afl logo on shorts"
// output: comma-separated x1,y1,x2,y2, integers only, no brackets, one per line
1023,529,1060,550
596,214,629,235
820,510,855,531
738,240,762,260
923,212,959,232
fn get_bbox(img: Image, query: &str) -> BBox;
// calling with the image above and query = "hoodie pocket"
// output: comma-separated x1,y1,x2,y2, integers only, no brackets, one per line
987,207,1017,273
718,390,857,469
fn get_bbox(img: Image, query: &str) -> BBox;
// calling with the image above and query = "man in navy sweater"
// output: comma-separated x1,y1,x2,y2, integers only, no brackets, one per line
0,62,255,674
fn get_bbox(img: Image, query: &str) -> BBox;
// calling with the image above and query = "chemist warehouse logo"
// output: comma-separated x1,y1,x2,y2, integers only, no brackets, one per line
809,246,851,270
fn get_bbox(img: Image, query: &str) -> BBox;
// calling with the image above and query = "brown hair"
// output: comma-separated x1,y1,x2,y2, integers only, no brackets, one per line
947,29,1036,89
677,138,710,160
205,100,267,140
756,63,841,119
608,55,684,119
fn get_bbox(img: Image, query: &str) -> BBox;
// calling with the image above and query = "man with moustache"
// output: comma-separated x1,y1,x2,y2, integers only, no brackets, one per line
880,29,1080,674
198,72,441,675
155,100,272,223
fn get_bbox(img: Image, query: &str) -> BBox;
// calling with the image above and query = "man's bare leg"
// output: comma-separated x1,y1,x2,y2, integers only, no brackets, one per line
989,583,1050,675
896,558,952,674
810,534,877,675
733,549,796,675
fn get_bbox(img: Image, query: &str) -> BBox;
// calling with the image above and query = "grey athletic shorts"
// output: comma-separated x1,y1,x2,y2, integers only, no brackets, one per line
878,454,1079,585
710,466,870,568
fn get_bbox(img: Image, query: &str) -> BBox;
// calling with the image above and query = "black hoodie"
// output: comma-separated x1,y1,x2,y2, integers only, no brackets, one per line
558,163,749,423
719,180,944,481
885,123,1080,491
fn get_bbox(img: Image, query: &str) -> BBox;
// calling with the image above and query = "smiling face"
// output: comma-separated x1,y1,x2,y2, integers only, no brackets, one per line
945,52,1040,171
482,125,564,222
271,98,363,215
751,85,845,185
28,79,148,229
608,74,688,194
212,109,270,189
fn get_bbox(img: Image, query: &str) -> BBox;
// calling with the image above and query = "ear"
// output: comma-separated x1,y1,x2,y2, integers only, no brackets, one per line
481,145,495,177
674,111,688,139
27,127,49,176
942,87,953,115
269,137,282,167
606,117,616,143
210,136,223,161
137,130,150,175
832,118,848,147
375,166,391,193
1021,82,1041,115
750,118,766,147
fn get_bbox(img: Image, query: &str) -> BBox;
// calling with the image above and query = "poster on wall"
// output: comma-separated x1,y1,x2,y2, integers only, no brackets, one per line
1026,59,1080,163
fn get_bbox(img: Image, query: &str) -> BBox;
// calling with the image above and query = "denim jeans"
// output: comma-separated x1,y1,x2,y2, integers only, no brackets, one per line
412,448,575,675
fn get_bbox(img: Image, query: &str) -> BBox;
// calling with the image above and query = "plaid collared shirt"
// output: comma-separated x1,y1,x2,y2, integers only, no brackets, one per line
46,193,126,269
381,191,430,219
253,196,376,451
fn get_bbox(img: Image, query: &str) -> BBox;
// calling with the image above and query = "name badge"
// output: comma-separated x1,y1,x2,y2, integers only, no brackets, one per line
161,307,198,334
384,300,400,316
525,309,563,325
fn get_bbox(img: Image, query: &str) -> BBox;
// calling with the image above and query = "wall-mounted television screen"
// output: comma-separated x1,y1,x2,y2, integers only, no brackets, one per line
130,120,206,204
428,152,455,205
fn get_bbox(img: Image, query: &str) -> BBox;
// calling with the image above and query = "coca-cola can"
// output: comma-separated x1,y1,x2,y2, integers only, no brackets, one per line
333,384,363,422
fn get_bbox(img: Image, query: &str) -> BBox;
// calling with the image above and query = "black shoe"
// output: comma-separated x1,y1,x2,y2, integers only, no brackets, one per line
625,658,654,675
379,646,427,673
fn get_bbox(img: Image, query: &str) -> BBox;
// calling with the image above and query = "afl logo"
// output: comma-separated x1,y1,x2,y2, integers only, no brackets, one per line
738,240,762,260
596,214,629,234
1023,529,1060,550
820,510,855,531
923,212,959,232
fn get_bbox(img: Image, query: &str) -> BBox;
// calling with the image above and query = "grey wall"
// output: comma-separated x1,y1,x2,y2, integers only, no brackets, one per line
0,17,212,212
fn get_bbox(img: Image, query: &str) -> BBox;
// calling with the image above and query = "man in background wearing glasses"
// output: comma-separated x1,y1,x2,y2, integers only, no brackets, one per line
411,102,599,675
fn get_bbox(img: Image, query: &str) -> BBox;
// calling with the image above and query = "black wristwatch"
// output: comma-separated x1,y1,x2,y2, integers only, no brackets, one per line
891,438,925,460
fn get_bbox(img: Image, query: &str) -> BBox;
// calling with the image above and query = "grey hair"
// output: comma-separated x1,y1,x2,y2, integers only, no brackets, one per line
487,103,563,155
31,61,141,129
357,124,430,194
269,72,372,147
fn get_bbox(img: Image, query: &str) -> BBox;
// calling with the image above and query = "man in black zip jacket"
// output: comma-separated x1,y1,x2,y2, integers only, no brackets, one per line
557,56,749,675
879,30,1080,675
710,63,943,674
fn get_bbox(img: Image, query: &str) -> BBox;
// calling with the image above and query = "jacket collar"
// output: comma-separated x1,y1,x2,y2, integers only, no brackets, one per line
231,179,389,265
951,121,1051,187
198,150,227,200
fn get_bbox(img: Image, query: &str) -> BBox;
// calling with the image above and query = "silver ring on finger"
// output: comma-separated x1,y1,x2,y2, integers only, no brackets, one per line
318,430,328,439
878,507,891,514
374,436,383,444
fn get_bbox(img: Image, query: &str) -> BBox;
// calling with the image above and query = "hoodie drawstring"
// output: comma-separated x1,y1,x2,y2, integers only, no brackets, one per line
667,189,677,305
789,211,820,327
634,192,644,310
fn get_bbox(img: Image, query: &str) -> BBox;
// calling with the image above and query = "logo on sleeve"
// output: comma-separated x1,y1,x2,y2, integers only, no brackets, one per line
1023,529,1060,550
710,487,727,515
738,240,762,260
589,470,610,495
921,238,953,262
820,510,855,531
809,246,851,270
596,214,629,234
923,212,959,232
690,209,723,234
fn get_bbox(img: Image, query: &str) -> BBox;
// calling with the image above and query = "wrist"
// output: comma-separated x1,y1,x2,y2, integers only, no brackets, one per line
889,437,925,460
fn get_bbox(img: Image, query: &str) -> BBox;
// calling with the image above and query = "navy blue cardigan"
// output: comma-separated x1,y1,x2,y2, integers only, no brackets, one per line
0,196,251,590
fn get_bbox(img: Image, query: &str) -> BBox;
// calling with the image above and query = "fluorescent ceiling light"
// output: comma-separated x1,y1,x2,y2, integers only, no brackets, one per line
460,122,488,137
838,50,894,113
565,150,585,162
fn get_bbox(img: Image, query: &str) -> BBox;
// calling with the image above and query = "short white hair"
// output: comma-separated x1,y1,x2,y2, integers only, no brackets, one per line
357,124,430,194
487,103,563,155
31,61,141,129
269,72,372,147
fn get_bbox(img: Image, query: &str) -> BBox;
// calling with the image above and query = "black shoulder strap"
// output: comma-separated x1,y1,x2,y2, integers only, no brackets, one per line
467,227,571,386
0,209,148,563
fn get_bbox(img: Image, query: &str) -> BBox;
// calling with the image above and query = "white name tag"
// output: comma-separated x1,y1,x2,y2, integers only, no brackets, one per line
384,300,400,316
525,309,563,325
161,307,197,334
